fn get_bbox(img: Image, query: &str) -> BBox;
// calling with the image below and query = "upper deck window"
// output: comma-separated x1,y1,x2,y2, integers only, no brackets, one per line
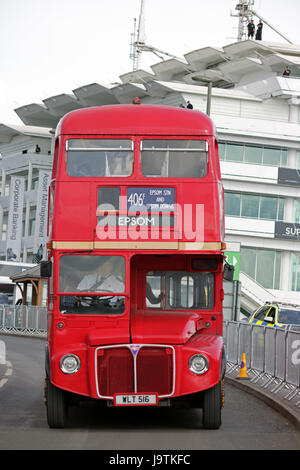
141,140,208,178
66,139,133,177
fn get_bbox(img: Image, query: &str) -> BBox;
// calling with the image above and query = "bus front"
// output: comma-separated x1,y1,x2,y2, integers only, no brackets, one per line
44,105,226,429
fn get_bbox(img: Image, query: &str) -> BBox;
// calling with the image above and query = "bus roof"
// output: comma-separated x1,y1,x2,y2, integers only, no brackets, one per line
56,104,216,137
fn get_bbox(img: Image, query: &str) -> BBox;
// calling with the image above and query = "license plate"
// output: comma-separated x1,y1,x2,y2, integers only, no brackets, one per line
114,393,158,406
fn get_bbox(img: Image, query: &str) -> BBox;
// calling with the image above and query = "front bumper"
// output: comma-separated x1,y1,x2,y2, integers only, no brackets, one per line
49,334,224,402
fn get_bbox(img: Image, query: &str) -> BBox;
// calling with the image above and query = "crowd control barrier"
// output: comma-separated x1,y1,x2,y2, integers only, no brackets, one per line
0,305,47,337
224,321,300,409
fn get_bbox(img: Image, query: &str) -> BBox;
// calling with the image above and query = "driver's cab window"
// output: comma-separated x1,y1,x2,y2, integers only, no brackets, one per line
170,274,194,308
146,274,163,308
146,271,214,310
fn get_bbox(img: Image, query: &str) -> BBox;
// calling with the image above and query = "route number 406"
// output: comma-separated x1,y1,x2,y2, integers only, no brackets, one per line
127,193,145,207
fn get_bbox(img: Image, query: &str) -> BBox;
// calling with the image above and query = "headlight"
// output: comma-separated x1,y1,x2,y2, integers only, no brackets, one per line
189,354,209,375
60,354,81,374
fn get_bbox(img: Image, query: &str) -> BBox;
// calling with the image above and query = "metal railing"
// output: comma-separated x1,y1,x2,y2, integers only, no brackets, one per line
224,321,300,408
0,305,47,336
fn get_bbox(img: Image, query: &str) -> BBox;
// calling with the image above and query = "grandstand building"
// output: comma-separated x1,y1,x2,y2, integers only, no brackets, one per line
1,39,300,311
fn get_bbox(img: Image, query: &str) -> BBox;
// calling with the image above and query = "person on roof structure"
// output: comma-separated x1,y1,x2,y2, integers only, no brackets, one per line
247,20,255,39
255,21,263,40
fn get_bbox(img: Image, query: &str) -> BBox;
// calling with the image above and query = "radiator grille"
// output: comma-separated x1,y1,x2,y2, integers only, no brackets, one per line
96,345,174,398
97,347,134,396
136,347,173,395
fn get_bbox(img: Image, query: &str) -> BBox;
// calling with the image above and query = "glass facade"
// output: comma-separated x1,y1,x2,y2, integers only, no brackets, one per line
1,223,7,241
225,192,284,221
297,152,300,170
219,142,287,167
240,247,281,289
295,200,300,223
290,253,300,292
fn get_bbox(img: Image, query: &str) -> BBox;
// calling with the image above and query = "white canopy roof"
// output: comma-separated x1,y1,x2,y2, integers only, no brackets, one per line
9,40,300,128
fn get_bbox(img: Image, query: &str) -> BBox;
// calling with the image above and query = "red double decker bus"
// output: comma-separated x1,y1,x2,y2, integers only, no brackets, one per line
43,103,229,429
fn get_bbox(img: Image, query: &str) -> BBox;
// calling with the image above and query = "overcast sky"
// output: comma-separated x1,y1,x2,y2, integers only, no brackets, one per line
0,0,299,125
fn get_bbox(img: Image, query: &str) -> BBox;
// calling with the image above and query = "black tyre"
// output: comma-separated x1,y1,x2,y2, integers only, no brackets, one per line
202,381,222,429
45,377,68,428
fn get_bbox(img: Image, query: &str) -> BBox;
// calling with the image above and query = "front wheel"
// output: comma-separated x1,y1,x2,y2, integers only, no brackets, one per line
202,381,222,429
45,377,68,428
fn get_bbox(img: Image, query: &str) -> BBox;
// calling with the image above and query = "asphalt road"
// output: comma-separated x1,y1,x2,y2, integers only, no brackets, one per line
0,334,299,451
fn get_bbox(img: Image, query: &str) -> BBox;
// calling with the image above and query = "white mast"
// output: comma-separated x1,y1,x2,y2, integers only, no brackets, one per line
130,0,182,71
135,0,146,70
130,0,147,71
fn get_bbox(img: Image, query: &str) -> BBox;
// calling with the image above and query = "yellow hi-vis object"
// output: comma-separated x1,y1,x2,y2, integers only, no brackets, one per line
236,353,249,380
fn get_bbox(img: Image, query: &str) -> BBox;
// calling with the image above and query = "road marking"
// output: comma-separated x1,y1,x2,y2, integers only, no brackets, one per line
0,378,8,388
5,361,12,376
0,360,13,388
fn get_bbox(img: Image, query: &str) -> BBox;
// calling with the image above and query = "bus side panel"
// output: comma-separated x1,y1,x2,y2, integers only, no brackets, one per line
52,182,93,241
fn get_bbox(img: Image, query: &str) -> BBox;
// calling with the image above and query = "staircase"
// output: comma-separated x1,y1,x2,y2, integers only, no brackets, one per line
239,272,276,314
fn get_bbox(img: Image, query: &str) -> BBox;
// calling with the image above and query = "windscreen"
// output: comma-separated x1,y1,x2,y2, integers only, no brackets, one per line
59,255,125,315
66,139,133,177
141,139,208,178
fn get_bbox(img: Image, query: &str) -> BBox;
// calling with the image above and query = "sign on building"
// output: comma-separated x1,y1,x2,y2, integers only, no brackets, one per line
33,170,51,263
275,221,300,240
6,177,25,262
278,168,300,187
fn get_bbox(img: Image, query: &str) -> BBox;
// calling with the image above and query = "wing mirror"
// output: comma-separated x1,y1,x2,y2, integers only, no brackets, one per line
223,261,234,282
40,260,52,278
